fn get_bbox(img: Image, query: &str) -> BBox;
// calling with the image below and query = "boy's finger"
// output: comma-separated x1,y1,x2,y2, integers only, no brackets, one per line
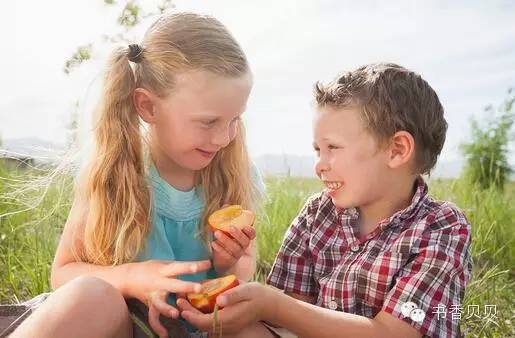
176,298,202,314
181,310,213,329
159,260,211,277
216,284,249,307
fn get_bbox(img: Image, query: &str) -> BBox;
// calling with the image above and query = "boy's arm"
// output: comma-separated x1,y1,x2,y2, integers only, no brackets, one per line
286,292,316,304
267,204,472,338
265,289,420,338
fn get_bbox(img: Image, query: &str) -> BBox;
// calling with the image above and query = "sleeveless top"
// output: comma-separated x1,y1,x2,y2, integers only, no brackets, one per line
134,163,265,331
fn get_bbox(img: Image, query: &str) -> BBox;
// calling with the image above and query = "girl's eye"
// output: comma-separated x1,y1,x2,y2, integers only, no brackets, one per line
328,144,339,150
203,120,217,127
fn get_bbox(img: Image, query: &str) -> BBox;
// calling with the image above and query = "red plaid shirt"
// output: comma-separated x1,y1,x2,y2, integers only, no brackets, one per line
267,177,472,338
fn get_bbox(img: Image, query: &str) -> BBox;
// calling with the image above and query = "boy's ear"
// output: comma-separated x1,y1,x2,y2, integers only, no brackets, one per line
387,131,415,169
133,88,158,123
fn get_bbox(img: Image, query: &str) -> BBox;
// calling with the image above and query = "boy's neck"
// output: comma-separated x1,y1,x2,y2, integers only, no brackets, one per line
356,175,418,237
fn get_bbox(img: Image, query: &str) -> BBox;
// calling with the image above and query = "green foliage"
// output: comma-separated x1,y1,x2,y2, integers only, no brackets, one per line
118,2,141,28
1,172,514,336
63,44,92,74
63,0,175,74
461,89,515,191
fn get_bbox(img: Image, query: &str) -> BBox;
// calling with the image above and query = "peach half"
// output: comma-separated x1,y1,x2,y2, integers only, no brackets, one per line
208,205,255,235
186,274,240,313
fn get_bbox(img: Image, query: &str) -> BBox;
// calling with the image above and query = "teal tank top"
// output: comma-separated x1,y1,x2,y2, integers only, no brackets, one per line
134,163,265,332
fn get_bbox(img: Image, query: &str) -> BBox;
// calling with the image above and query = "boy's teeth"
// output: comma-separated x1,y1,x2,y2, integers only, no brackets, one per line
325,181,343,190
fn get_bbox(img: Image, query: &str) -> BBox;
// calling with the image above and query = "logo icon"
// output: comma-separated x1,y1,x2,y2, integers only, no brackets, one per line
400,302,426,323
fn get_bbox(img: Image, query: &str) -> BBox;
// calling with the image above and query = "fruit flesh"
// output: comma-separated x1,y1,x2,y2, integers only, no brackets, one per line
208,205,255,233
187,275,239,313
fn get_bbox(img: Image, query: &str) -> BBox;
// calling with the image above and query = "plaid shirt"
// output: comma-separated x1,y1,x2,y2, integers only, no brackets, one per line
267,177,472,338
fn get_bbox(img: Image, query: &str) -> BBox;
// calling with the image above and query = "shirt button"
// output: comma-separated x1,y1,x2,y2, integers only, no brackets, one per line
350,245,360,252
328,300,338,310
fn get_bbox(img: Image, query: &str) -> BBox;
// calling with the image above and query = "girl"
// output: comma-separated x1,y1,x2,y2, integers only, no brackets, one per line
8,12,266,338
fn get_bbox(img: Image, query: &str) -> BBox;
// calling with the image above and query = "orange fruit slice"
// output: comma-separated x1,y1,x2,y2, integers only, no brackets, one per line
208,205,255,235
186,275,240,313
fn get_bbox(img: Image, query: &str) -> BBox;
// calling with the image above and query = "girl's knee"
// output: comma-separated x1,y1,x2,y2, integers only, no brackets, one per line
54,275,130,322
64,276,124,304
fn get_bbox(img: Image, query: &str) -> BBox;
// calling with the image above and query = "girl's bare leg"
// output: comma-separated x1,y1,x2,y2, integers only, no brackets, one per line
10,275,133,338
211,322,276,338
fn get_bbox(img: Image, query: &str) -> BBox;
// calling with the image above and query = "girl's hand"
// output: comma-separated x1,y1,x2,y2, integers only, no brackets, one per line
124,259,211,309
211,225,256,273
177,282,275,334
147,290,176,338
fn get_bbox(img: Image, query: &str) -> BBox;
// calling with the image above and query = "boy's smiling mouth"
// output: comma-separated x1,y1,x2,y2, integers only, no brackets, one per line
324,181,344,191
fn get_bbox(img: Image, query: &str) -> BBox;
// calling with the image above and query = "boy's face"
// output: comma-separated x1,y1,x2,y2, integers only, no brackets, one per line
313,106,391,209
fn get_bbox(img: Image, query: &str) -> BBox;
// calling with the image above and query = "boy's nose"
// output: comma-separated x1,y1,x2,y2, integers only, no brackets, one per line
315,157,330,176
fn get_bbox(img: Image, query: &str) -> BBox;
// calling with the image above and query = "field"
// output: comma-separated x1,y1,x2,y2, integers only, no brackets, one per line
1,164,514,337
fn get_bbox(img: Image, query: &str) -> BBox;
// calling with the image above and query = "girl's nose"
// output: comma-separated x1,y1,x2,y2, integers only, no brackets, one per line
211,124,236,148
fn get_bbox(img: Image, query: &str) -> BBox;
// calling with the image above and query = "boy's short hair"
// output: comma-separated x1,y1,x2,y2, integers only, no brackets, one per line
314,62,447,175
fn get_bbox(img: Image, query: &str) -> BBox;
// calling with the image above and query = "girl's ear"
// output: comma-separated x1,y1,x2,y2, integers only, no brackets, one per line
133,88,158,123
387,130,415,169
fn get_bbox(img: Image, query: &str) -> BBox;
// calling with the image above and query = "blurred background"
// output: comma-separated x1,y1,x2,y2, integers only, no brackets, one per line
1,0,514,176
1,1,514,337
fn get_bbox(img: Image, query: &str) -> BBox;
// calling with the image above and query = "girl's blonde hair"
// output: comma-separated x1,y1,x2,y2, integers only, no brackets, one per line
78,12,259,266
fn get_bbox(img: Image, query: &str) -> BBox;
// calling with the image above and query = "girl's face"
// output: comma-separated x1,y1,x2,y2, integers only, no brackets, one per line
150,71,252,171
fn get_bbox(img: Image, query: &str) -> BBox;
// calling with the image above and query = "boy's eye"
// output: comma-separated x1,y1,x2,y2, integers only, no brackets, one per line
328,144,339,150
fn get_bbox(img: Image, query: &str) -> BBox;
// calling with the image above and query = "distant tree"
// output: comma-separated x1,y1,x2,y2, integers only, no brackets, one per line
62,1,175,149
461,89,515,190
63,0,175,74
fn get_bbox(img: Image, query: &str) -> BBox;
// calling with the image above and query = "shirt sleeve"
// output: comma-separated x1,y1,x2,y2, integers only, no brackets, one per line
381,203,473,338
266,195,319,297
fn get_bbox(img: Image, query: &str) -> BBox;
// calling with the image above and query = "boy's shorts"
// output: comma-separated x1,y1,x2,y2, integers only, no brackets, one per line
262,322,297,338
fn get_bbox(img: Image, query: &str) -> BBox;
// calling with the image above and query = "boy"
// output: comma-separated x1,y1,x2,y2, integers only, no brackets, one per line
178,63,472,338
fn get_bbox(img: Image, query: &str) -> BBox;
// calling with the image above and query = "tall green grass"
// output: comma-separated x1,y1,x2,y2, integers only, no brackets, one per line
1,165,514,337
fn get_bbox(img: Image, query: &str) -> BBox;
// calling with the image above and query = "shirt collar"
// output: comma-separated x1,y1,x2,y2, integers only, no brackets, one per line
334,176,428,229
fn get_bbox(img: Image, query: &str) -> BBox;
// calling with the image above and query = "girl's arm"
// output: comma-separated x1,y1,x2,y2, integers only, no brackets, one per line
50,193,132,296
224,239,256,281
51,191,209,301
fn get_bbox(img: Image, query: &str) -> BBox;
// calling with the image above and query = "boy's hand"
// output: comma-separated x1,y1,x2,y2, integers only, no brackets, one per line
211,225,256,273
177,282,274,333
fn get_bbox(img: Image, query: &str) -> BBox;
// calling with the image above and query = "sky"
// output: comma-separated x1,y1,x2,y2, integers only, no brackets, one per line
1,0,515,165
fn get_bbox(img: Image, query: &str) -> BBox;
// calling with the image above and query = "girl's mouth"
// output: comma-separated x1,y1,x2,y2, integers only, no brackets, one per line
197,149,217,158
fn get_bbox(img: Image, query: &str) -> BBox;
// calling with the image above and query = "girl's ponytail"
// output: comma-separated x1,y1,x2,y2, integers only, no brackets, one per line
81,46,151,265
